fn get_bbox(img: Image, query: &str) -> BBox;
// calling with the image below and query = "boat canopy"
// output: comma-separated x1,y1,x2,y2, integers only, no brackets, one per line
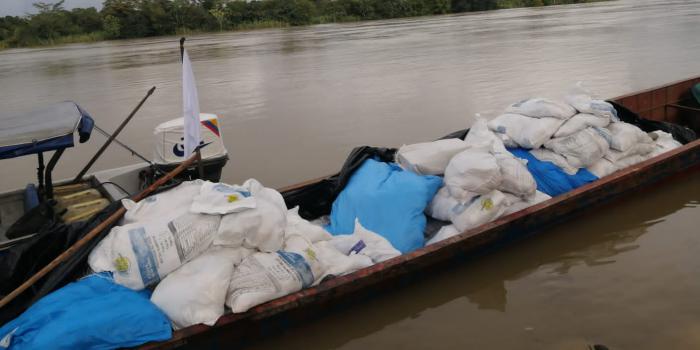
0,102,94,160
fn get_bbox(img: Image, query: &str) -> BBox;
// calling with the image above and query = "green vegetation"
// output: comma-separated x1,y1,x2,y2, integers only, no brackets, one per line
0,0,607,49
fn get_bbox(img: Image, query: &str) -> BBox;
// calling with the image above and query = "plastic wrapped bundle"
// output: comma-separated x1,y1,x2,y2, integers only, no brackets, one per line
495,153,537,198
587,158,618,178
214,179,287,253
505,98,576,119
566,96,618,120
554,113,611,138
444,147,502,202
606,122,653,152
544,127,610,168
488,114,565,149
151,247,253,329
530,148,579,175
396,138,469,175
450,190,508,233
88,212,221,290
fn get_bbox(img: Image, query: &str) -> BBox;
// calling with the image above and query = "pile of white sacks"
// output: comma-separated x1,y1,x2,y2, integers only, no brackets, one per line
397,118,550,245
487,90,682,178
88,179,400,330
397,89,683,245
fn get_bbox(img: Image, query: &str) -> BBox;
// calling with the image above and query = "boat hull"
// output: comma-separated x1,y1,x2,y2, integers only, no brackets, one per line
140,77,700,349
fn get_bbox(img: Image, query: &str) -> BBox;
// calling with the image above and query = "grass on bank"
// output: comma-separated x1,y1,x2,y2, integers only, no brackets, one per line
0,0,611,51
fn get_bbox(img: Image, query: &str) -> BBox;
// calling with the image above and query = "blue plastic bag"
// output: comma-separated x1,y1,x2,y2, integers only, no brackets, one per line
0,273,172,350
326,159,442,253
509,148,598,197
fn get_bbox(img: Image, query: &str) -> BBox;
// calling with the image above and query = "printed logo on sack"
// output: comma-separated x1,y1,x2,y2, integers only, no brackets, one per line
349,240,366,255
481,198,494,211
128,227,161,287
277,251,315,288
114,254,130,272
304,248,318,262
212,184,251,197
172,137,207,157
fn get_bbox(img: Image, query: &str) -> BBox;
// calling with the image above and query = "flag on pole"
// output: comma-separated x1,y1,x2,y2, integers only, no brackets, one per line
182,49,201,158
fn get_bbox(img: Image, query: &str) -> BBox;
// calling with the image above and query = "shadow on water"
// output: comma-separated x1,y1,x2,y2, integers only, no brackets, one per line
246,174,699,350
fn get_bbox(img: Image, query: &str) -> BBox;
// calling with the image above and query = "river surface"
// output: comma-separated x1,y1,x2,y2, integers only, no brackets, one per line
1,0,699,348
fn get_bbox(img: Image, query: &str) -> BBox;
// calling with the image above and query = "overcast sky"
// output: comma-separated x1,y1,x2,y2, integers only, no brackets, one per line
1,0,102,16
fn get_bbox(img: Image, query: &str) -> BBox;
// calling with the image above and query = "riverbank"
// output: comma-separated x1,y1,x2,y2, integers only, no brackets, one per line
0,0,609,51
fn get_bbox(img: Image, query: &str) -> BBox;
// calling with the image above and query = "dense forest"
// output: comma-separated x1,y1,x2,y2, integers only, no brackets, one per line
0,0,605,48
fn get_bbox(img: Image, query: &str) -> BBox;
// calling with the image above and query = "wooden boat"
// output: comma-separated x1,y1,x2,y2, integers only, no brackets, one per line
145,77,697,348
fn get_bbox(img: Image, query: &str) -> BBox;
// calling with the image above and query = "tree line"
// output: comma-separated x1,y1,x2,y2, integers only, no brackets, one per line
0,0,604,48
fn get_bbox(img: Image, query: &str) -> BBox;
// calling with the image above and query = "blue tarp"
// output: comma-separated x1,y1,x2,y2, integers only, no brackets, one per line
0,102,94,160
0,273,171,350
509,148,598,197
326,159,442,253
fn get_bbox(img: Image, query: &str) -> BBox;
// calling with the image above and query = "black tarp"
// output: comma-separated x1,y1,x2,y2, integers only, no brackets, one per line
283,147,397,220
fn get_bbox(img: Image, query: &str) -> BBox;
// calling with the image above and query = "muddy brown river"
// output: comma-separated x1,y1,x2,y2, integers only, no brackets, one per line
1,0,699,348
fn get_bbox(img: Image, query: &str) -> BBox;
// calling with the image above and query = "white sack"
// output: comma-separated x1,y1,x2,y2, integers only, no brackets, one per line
505,98,576,119
150,246,253,330
285,207,333,243
450,190,508,233
426,187,462,221
565,85,619,120
396,138,469,175
425,225,461,246
444,147,502,202
587,158,618,178
226,235,324,313
488,113,565,149
502,191,551,216
606,122,653,152
494,132,518,148
604,142,655,162
648,131,683,157
465,117,508,154
313,241,374,283
615,154,650,169
530,148,579,175
88,212,221,290
215,179,287,252
190,182,257,215
122,180,204,225
495,153,536,198
554,113,611,138
328,219,401,263
544,127,610,168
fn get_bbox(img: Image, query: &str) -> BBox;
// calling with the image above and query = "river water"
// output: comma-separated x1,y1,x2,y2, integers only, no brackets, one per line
1,0,699,348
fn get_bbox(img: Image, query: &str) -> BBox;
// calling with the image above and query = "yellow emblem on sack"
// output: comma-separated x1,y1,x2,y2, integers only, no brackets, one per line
114,255,130,272
481,198,494,211
304,248,318,262
227,194,239,203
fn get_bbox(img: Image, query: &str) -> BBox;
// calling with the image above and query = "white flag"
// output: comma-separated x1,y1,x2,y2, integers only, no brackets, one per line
182,49,201,158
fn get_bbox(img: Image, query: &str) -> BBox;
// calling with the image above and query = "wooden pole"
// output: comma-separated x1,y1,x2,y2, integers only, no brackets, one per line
0,152,201,309
74,86,156,183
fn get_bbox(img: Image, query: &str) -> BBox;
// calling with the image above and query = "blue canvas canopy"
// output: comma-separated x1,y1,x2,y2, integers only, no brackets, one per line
0,102,94,160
